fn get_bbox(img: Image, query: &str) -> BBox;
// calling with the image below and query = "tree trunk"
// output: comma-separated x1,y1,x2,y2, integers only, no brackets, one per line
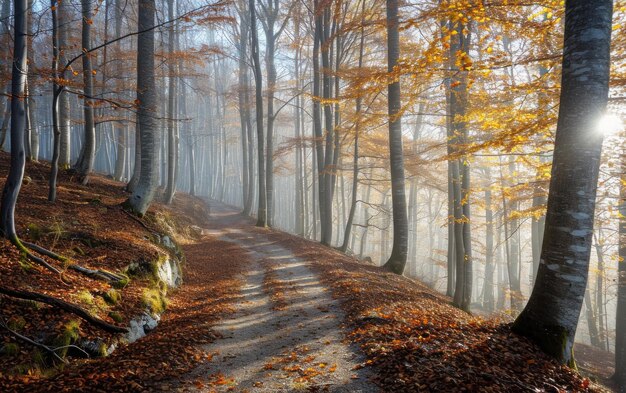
125,0,158,216
381,0,408,275
0,0,28,239
483,168,495,312
75,0,96,183
312,0,325,243
237,2,251,215
615,144,626,388
340,1,365,252
112,0,126,182
164,0,177,204
49,0,61,202
249,0,266,227
512,1,613,366
58,0,71,167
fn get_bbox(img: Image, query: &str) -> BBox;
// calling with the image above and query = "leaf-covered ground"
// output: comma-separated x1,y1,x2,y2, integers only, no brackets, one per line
0,154,244,391
261,230,613,393
0,156,615,392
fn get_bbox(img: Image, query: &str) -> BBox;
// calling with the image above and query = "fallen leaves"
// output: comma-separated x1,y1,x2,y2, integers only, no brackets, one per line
265,230,602,393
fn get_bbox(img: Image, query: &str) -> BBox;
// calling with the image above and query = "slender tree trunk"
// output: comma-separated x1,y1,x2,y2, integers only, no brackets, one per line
312,0,325,243
512,1,613,366
1,0,27,239
0,0,10,151
49,0,61,202
237,2,251,214
615,146,626,388
249,0,266,227
483,168,495,312
382,0,408,275
340,1,365,252
164,0,177,204
125,0,158,216
75,0,96,183
58,0,71,167
112,0,126,181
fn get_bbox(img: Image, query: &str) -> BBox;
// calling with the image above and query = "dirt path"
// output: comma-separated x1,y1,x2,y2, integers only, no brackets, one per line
186,203,377,392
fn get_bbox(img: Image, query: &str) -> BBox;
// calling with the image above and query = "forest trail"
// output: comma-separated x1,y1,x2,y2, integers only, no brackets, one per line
184,201,377,392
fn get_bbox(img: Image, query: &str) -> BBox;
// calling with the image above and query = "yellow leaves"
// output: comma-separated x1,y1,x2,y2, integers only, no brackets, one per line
91,70,97,75
72,71,79,76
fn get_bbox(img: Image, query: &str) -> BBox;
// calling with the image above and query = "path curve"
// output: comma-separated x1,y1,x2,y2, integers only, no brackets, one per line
185,202,377,392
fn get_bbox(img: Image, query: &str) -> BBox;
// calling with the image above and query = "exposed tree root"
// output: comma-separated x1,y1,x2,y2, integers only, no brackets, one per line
0,315,91,364
121,206,158,234
10,236,61,275
0,286,128,334
21,241,128,284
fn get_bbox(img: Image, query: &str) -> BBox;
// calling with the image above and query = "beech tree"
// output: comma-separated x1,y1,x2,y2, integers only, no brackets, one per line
512,0,614,365
1,0,28,241
124,0,159,215
616,148,626,388
74,0,96,183
381,0,408,275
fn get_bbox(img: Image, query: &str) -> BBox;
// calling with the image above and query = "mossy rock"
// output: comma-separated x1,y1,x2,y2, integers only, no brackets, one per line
142,288,167,315
102,289,121,305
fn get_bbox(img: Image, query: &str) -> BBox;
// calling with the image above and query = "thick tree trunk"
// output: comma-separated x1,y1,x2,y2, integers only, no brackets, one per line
512,0,613,366
125,0,158,216
382,0,408,275
448,14,472,311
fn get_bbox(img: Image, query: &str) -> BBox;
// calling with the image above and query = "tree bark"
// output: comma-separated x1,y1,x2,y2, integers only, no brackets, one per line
58,0,71,167
615,145,626,387
249,0,266,227
381,0,408,275
75,0,96,183
164,0,177,204
512,0,613,366
124,0,158,216
0,0,27,239
49,0,61,202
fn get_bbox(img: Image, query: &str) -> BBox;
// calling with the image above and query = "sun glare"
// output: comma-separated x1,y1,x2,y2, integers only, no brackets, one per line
597,113,624,136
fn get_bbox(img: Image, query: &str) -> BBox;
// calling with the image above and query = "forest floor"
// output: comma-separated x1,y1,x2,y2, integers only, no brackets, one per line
0,155,617,392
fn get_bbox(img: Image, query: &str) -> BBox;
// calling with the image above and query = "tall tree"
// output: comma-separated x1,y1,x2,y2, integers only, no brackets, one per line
235,0,252,215
112,0,126,181
1,0,28,240
249,0,267,227
75,0,97,183
124,0,158,215
382,0,408,275
616,144,626,389
512,0,613,366
57,0,71,168
164,0,178,204
259,0,290,227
